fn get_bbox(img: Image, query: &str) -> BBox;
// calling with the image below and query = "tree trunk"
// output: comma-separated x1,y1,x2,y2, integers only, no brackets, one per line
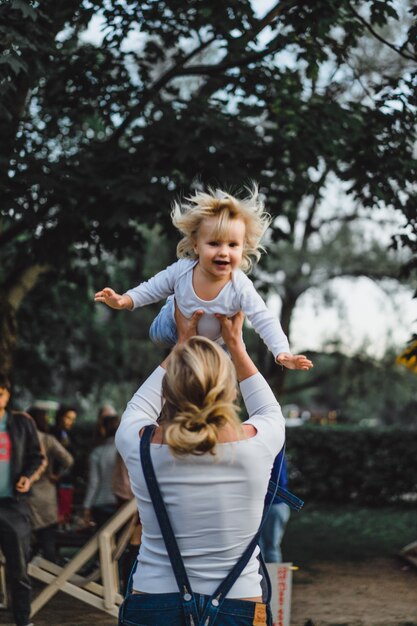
0,263,50,375
0,294,17,376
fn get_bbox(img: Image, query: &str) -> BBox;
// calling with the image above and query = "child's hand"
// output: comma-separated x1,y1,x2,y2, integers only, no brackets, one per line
276,352,313,371
94,288,133,310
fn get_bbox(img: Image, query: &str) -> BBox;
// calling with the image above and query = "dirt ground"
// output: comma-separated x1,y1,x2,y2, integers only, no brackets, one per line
1,557,416,626
290,557,417,626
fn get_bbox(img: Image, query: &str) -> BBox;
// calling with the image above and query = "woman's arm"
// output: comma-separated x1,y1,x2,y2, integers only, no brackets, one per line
83,451,99,510
49,436,74,477
215,311,258,382
217,311,285,449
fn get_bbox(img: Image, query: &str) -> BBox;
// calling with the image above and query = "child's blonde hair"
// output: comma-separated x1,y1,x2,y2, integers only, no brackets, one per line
160,336,242,456
171,184,271,272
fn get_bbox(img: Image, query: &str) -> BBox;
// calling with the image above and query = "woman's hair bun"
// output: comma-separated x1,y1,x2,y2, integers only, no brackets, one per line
160,337,241,456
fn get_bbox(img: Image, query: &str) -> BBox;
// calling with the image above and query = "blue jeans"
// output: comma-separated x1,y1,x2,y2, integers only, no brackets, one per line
149,296,178,347
119,591,272,626
149,297,231,354
259,503,290,563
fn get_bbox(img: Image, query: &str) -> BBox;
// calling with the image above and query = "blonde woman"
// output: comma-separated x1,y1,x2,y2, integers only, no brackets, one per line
95,185,312,372
115,306,285,625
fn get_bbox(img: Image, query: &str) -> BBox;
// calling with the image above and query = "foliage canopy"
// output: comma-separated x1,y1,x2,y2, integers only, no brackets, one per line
1,0,416,395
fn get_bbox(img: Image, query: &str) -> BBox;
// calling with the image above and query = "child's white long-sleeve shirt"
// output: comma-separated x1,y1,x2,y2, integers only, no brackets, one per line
125,258,289,360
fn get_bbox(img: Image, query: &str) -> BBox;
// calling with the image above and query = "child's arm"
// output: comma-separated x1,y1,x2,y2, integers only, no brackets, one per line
238,276,313,371
95,260,183,311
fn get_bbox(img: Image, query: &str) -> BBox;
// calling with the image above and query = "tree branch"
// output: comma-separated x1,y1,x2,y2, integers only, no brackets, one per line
7,263,51,310
0,200,54,248
113,0,298,142
112,35,217,141
349,4,417,63
239,0,298,46
301,168,330,248
313,213,366,231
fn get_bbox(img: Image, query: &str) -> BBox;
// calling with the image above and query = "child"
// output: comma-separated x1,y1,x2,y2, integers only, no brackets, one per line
95,186,313,371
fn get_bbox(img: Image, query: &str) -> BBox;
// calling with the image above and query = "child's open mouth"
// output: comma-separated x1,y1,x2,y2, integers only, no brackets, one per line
214,260,229,266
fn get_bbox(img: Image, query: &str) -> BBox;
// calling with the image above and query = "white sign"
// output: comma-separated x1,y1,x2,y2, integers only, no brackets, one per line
266,562,293,626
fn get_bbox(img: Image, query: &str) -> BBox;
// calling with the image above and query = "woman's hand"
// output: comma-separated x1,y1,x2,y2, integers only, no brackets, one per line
174,300,203,343
215,311,245,351
215,312,258,382
160,302,204,369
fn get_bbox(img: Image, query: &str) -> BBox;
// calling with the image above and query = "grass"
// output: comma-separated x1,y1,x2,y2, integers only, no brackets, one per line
281,503,417,566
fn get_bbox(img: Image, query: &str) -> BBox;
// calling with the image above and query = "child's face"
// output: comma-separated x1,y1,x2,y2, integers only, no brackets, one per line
193,216,246,279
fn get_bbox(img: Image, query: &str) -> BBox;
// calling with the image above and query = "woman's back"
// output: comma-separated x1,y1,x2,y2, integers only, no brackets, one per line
116,357,284,598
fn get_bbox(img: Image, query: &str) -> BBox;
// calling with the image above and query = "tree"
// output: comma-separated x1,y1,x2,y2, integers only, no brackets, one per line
256,214,410,393
1,0,416,380
281,347,417,427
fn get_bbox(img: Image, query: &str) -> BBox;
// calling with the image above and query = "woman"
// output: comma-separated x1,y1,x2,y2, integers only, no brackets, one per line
27,406,74,562
51,404,77,526
116,308,285,626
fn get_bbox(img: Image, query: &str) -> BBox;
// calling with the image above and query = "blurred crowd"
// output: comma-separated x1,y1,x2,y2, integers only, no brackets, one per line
26,402,133,564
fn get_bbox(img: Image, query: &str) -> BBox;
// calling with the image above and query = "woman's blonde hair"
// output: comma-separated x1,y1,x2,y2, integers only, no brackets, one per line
171,184,271,273
160,336,242,456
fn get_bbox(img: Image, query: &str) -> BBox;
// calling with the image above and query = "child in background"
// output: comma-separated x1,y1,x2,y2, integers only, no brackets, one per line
95,185,313,371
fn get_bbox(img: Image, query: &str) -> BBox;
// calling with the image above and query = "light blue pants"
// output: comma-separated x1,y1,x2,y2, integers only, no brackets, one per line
149,296,178,347
259,503,290,563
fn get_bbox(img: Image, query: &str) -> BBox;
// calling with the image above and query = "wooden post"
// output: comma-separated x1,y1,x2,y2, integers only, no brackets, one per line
400,540,417,569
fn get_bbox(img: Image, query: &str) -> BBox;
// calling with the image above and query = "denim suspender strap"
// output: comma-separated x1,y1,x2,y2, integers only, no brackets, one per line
140,426,200,626
140,425,283,626
265,449,304,512
274,486,304,511
197,446,286,625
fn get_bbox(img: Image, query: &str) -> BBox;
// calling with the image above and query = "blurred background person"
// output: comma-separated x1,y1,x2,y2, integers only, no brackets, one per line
95,403,117,442
27,406,74,563
0,375,45,626
259,455,291,563
112,451,134,507
83,414,119,529
51,404,77,527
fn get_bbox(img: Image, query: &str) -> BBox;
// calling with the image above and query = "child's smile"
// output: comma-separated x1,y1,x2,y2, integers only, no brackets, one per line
193,217,246,282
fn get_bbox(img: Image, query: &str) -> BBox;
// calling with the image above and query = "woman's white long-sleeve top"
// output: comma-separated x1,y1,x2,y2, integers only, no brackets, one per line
125,259,290,359
115,366,285,598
